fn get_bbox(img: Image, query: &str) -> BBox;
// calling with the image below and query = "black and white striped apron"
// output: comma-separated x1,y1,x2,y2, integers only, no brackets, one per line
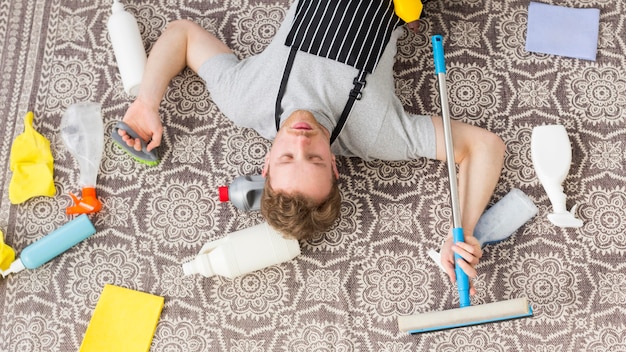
275,0,404,143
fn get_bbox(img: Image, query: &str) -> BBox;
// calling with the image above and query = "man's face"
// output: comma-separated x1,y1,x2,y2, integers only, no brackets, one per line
263,110,339,204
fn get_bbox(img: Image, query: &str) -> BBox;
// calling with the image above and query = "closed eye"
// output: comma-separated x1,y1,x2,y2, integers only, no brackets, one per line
279,154,294,162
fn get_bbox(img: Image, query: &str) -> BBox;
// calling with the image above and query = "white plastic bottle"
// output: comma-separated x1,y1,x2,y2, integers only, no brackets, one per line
531,125,583,228
182,222,300,278
218,175,265,211
107,0,147,96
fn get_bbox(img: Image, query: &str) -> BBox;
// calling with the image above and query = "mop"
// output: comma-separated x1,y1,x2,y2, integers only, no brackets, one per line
397,35,533,334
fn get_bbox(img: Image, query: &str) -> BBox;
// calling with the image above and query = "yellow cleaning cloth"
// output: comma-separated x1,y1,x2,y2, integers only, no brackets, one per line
0,230,15,272
80,284,164,352
9,111,56,204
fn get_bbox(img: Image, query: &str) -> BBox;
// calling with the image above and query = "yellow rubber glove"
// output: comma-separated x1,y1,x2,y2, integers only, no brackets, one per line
9,111,56,204
0,230,15,272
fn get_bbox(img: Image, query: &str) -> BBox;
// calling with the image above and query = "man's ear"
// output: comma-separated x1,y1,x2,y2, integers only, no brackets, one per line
262,153,270,177
332,155,339,180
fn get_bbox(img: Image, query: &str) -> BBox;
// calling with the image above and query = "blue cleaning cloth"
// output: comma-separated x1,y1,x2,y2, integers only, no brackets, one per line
525,2,600,61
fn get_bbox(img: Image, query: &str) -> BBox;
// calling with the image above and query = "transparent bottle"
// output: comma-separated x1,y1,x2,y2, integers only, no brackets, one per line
473,188,538,246
60,102,104,214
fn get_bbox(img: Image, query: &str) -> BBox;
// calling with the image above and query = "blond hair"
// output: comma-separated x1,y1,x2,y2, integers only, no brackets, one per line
260,173,341,240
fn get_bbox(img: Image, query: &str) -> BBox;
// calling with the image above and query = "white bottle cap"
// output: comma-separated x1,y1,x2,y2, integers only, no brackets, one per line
182,255,216,277
2,259,25,277
182,261,197,276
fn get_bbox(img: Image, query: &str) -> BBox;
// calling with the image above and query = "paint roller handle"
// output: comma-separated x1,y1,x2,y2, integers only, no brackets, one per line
453,227,471,307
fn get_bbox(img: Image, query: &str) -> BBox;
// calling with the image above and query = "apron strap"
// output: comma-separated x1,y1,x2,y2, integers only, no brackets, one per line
330,70,367,144
275,0,398,143
274,47,367,145
275,46,299,132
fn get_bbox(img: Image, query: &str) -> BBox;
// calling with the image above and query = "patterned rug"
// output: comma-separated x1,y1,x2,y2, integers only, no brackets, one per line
1,0,625,351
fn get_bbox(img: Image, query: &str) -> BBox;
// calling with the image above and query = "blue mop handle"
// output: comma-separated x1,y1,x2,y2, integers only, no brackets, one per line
432,34,471,308
453,227,471,307
432,35,446,75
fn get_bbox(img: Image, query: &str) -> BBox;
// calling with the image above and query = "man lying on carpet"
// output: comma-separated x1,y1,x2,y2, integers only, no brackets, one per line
115,0,505,295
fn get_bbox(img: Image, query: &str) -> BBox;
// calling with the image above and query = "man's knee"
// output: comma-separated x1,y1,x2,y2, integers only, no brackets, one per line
165,19,197,34
478,129,506,160
449,121,505,162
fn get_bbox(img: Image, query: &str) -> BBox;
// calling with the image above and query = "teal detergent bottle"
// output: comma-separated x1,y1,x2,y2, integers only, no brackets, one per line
1,214,96,277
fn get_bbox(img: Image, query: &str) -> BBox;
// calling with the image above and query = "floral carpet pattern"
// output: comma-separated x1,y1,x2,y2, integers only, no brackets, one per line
1,0,626,351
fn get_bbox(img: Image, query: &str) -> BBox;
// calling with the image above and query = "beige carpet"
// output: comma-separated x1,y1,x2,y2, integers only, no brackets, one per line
1,0,625,351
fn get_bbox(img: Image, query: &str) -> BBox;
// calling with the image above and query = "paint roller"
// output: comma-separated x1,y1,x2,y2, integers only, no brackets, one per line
397,35,533,334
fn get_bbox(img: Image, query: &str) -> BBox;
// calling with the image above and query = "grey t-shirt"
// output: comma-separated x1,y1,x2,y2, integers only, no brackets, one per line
198,3,436,161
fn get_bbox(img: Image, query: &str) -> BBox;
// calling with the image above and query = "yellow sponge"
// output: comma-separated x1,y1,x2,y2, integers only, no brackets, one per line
0,230,15,272
9,111,56,204
80,284,164,352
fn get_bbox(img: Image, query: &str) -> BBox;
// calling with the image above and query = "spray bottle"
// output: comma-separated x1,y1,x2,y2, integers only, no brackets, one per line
182,222,300,279
61,102,103,214
107,0,147,96
218,175,265,211
1,214,97,277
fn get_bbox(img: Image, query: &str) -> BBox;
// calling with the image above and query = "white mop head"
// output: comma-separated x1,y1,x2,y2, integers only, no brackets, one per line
398,297,532,334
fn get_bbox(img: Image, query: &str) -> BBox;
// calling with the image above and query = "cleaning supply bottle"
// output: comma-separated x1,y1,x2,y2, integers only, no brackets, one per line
1,214,97,277
9,111,56,204
531,125,583,228
218,175,265,211
182,222,300,279
107,0,147,96
393,0,423,22
61,102,104,214
473,188,538,246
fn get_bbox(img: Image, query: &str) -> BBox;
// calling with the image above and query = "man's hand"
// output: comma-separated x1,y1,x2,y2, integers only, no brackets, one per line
440,234,483,296
118,97,163,152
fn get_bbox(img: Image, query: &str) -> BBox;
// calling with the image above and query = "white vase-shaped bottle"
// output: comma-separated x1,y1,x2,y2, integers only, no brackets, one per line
531,125,583,228
107,0,147,96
